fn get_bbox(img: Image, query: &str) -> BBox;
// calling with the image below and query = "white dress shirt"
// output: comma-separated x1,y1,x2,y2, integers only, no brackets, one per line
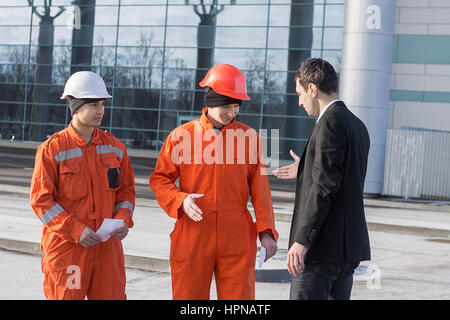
316,99,341,123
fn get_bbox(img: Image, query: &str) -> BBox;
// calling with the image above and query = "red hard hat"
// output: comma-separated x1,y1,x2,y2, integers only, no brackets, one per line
199,64,251,101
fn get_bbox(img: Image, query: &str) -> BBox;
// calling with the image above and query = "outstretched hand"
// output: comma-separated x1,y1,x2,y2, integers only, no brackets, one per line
181,194,204,222
272,149,300,180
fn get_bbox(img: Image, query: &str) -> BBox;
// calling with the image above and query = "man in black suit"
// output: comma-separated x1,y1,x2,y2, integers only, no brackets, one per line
273,58,371,300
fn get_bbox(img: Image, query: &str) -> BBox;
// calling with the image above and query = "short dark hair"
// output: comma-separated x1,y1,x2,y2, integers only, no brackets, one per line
295,58,338,95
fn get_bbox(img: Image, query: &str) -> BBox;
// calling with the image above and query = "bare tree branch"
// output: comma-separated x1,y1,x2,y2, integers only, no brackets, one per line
53,6,66,19
27,0,43,18
215,5,225,15
193,5,201,17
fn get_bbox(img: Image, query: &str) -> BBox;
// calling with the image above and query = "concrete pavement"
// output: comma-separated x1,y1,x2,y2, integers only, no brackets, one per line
0,184,449,277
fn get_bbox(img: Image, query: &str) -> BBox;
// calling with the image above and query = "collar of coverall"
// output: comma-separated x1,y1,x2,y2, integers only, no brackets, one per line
68,121,103,146
200,107,237,131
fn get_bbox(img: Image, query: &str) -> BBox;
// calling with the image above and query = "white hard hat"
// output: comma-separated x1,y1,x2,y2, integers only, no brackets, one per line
61,71,112,100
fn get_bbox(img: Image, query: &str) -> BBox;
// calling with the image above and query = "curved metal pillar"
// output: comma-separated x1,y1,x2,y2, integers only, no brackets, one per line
339,0,396,195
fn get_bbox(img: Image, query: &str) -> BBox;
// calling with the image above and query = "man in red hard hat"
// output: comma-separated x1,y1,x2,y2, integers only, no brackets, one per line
150,64,279,299
30,71,135,299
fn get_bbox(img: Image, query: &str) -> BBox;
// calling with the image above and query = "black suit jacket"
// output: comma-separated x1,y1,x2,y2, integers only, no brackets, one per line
289,101,371,263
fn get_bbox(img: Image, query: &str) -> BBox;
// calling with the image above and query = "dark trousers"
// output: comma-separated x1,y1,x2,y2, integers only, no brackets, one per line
289,262,360,300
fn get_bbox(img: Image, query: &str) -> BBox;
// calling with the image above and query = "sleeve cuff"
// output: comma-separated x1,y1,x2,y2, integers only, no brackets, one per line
172,192,189,219
70,220,87,244
114,209,134,228
258,228,279,243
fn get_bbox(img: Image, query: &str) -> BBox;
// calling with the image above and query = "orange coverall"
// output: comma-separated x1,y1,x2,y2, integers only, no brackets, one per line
30,122,135,300
150,107,279,300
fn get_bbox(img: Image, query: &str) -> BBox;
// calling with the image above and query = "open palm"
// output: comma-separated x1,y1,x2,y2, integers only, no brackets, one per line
272,149,300,180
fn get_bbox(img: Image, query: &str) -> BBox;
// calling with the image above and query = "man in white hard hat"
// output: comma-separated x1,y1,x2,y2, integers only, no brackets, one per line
30,71,136,300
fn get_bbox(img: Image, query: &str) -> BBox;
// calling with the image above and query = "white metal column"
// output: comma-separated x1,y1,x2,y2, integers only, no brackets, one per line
339,0,396,194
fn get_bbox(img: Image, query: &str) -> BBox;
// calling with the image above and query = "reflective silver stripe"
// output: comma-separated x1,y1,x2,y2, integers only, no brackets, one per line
115,201,134,218
96,145,124,159
54,147,83,163
39,203,64,225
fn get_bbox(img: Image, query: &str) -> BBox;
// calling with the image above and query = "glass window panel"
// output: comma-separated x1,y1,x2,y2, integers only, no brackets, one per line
163,67,195,91
111,127,158,150
267,27,288,49
24,123,67,141
324,3,345,26
214,48,263,69
161,89,198,111
0,122,24,141
0,26,30,45
95,0,119,5
52,43,71,69
0,6,31,25
93,26,118,45
244,68,265,95
268,4,323,28
118,26,165,46
26,102,67,124
50,0,118,5
219,0,268,4
325,0,345,4
263,71,287,94
113,87,161,108
53,26,75,48
121,1,167,5
120,5,166,26
282,3,316,27
93,4,119,25
164,47,198,68
51,56,71,84
92,46,116,67
112,109,158,129
165,26,197,47
0,45,29,64
320,50,342,73
270,0,292,4
322,27,343,50
265,49,288,71
268,4,290,27
116,46,163,68
23,82,67,105
0,101,24,121
312,27,324,50
114,66,162,90
0,0,26,4
262,93,287,115
159,110,187,131
216,26,267,48
235,113,261,131
313,4,325,27
216,5,268,27
90,66,116,87
269,26,321,50
167,4,199,26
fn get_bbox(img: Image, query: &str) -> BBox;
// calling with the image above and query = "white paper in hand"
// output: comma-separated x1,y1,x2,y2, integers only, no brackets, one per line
96,218,123,242
258,247,266,268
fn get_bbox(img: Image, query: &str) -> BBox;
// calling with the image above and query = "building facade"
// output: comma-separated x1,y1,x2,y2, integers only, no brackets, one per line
0,0,344,156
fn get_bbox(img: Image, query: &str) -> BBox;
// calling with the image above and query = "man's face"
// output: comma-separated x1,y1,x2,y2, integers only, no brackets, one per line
74,99,105,127
296,80,319,117
208,104,240,126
